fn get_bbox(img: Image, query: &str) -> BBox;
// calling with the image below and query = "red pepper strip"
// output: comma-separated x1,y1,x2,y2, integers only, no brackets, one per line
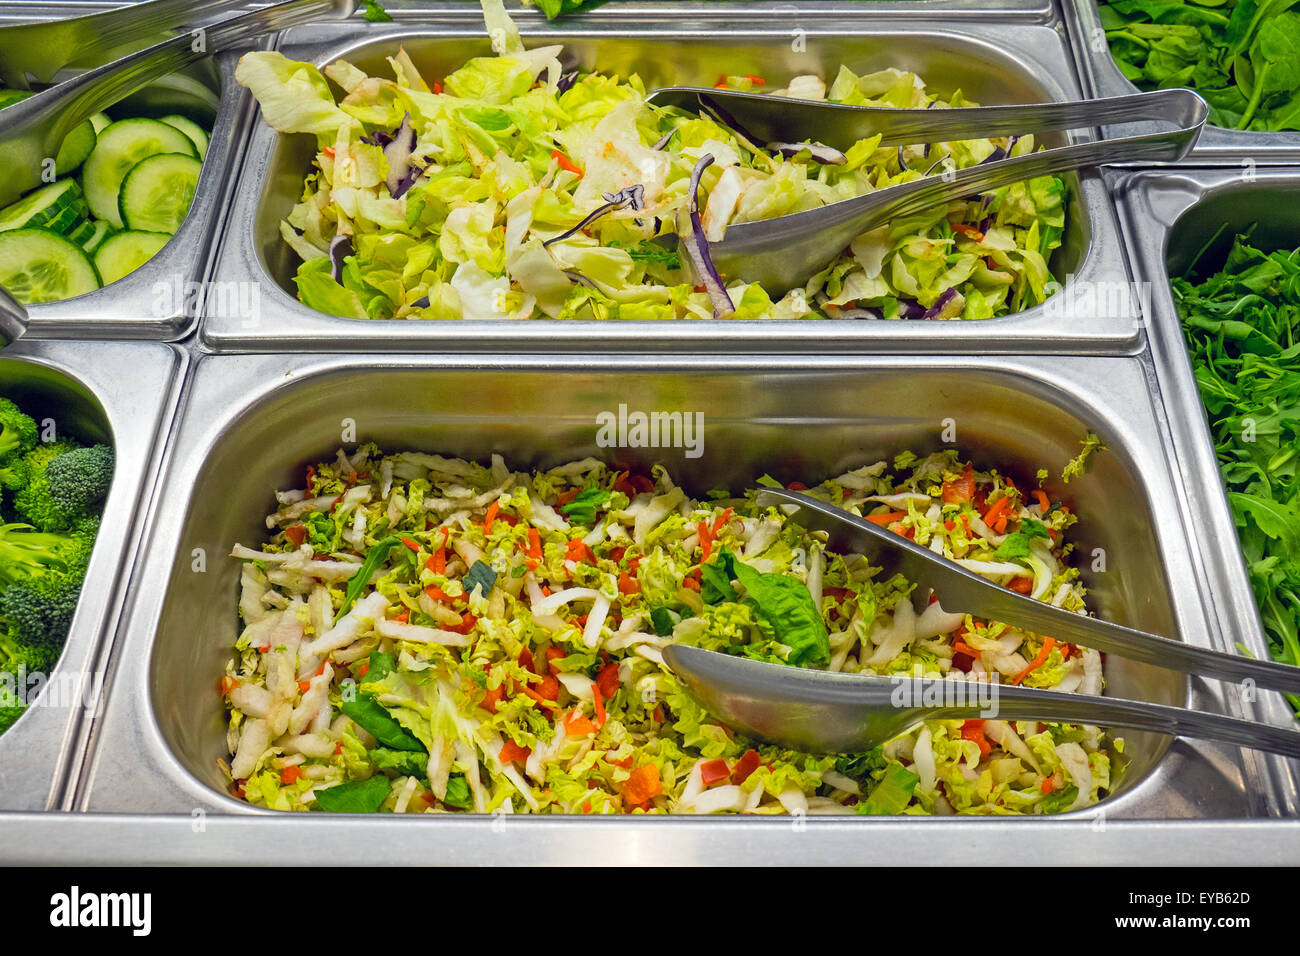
1013,637,1056,686
942,465,975,504
731,749,761,785
697,520,715,562
712,506,734,535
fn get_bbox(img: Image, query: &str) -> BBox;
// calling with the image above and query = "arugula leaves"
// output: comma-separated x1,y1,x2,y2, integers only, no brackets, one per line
1098,0,1300,131
1172,234,1300,714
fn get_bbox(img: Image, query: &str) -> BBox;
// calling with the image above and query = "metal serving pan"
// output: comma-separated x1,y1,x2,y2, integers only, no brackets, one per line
0,341,185,811
62,351,1289,868
7,42,264,341
201,17,1145,352
1113,166,1300,816
1062,0,1300,164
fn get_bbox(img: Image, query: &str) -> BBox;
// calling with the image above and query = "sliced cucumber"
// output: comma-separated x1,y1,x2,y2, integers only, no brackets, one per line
0,180,87,235
81,118,197,228
92,229,169,285
0,90,98,174
56,119,97,175
159,114,209,159
119,153,202,234
70,219,114,254
0,228,100,303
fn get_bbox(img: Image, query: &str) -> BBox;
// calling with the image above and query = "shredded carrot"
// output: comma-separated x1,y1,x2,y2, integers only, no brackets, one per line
960,719,991,758
743,74,766,85
551,149,583,177
393,610,410,624
592,682,607,728
281,766,302,785
951,222,985,242
712,507,734,535
617,572,641,595
1033,489,1051,512
953,639,981,658
483,501,499,530
1013,636,1056,685
499,740,531,764
217,676,239,696
982,495,1014,531
866,510,908,526
697,520,715,562
564,710,599,737
401,536,421,553
521,685,560,711
1041,775,1057,794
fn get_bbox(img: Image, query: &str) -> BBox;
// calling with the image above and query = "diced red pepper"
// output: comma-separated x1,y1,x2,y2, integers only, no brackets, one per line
617,571,641,595
622,764,662,805
699,758,730,786
596,661,621,700
284,524,308,547
731,749,762,785
786,481,809,490
1008,576,1034,594
961,719,991,758
281,766,302,785
564,710,598,737
499,740,531,764
942,465,976,504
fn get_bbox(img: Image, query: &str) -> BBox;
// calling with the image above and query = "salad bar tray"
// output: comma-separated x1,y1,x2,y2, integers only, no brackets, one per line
1116,166,1300,816
0,340,185,810
0,0,1295,867
72,353,1282,827
202,15,1144,351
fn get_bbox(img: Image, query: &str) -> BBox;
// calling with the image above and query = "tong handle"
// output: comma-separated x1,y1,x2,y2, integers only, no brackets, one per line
757,489,1300,695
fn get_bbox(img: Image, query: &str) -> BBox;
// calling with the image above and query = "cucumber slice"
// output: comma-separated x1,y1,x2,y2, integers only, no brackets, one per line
119,153,202,234
0,91,98,174
81,118,197,228
159,114,209,159
71,219,114,254
56,119,97,175
92,229,169,285
0,228,101,303
0,180,87,235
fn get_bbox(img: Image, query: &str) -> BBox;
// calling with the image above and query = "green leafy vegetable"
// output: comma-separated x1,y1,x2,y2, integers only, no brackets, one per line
856,762,920,814
1172,233,1300,714
559,487,612,524
1098,0,1300,131
464,559,498,597
699,550,830,667
358,0,393,22
314,775,391,812
341,694,427,751
336,536,402,623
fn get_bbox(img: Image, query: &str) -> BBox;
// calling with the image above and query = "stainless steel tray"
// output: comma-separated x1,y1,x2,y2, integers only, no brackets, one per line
201,17,1145,352
10,45,265,340
0,341,185,811
1062,0,1300,164
67,352,1285,864
1114,166,1300,816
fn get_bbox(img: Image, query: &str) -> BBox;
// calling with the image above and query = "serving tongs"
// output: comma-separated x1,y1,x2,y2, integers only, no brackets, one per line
0,0,256,88
643,87,1208,296
662,488,1300,758
0,0,356,207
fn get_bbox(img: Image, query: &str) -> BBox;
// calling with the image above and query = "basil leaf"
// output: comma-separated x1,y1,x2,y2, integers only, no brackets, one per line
342,694,426,752
728,551,830,667
314,776,391,813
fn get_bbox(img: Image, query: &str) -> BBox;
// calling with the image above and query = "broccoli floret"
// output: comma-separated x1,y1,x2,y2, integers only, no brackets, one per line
12,439,79,531
0,398,38,464
45,443,113,516
0,521,87,588
0,616,58,675
0,566,86,649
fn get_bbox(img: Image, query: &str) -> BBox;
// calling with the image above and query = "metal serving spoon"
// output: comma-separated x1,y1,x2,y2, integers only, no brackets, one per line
758,488,1300,693
0,286,27,346
663,644,1300,757
644,87,1208,296
0,0,356,207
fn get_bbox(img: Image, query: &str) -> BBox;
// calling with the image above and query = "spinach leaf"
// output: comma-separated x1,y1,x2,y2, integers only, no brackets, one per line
314,776,391,813
342,694,427,752
442,773,473,810
369,747,428,777
335,536,402,623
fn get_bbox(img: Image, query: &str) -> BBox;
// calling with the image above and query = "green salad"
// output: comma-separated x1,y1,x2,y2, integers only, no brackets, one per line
235,0,1066,321
1098,0,1300,132
223,447,1119,815
1172,233,1300,715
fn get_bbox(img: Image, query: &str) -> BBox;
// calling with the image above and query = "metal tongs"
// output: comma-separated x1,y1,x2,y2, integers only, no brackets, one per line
644,87,1208,295
663,488,1300,758
0,0,357,207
